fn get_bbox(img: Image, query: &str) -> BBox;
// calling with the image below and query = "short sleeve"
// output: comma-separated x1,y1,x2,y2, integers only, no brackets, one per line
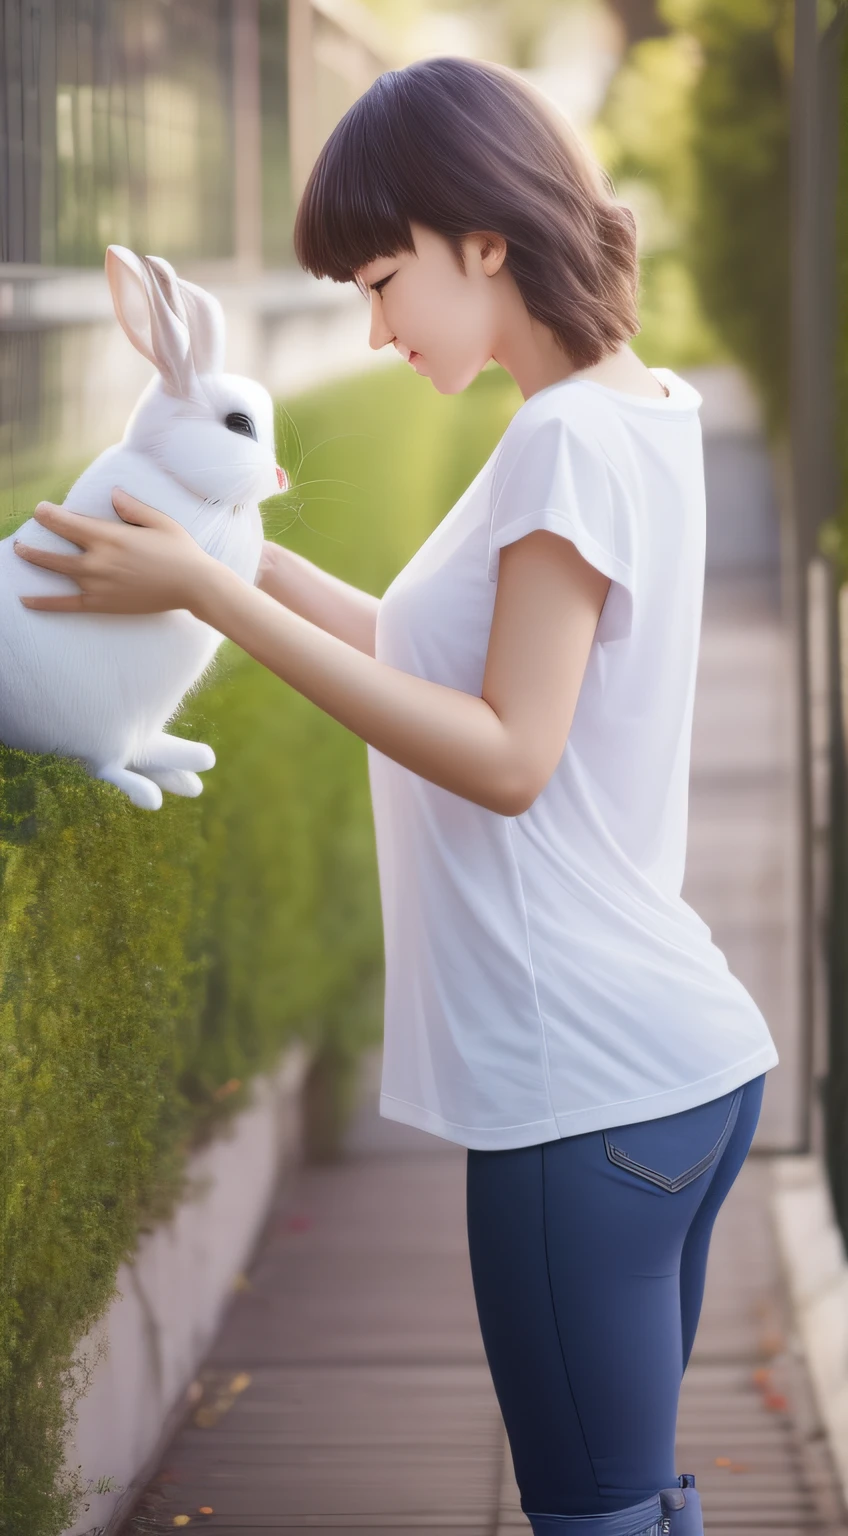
488,412,635,645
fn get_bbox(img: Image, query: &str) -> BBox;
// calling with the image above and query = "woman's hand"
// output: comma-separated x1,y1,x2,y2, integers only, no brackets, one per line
13,488,216,616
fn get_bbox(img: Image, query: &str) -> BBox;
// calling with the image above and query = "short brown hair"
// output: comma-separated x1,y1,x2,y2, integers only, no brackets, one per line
293,56,640,370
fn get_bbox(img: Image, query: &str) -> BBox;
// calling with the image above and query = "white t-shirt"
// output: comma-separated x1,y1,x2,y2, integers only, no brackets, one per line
366,366,779,1151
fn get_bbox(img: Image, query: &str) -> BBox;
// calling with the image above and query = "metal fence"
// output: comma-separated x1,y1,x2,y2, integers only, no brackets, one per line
790,0,848,1244
825,7,848,1248
0,0,391,509
2,0,239,267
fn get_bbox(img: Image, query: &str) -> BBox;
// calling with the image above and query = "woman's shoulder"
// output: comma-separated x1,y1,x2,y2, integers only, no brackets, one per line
495,381,618,472
497,368,703,466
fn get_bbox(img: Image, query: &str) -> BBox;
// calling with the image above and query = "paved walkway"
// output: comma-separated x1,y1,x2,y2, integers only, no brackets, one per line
122,566,848,1533
121,1047,848,1534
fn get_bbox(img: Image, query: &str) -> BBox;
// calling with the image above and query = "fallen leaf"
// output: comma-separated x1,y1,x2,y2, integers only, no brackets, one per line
714,1457,732,1468
173,1519,191,1528
231,1272,252,1292
764,1391,789,1411
759,1330,786,1355
198,1508,214,1516
212,1078,242,1101
229,1372,251,1394
729,1463,752,1473
751,1367,771,1387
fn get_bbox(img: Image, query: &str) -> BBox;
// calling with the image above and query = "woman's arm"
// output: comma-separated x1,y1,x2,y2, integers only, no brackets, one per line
198,559,520,813
255,541,379,659
194,528,610,817
15,497,609,818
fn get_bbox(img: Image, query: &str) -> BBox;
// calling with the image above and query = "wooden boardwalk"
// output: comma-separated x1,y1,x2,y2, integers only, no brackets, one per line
120,561,848,1535
121,1046,848,1535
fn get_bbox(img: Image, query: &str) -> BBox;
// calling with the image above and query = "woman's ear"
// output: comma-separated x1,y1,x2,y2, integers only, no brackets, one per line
480,233,507,276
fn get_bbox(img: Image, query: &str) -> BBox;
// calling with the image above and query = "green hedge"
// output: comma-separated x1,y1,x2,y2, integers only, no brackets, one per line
596,0,793,438
678,0,793,441
0,358,521,1536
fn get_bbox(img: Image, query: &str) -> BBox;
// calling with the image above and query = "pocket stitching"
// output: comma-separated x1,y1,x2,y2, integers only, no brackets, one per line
602,1087,744,1193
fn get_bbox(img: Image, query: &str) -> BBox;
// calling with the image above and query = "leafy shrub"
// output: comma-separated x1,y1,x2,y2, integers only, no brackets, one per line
0,358,521,1536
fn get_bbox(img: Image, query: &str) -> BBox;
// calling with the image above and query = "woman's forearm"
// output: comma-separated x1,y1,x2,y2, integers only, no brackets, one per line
256,542,379,658
193,562,522,816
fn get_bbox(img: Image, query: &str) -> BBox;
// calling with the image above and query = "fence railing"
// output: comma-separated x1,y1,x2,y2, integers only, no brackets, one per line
791,0,848,1244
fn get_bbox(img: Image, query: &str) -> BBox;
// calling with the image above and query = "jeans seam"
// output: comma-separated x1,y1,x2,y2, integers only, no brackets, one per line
540,1140,601,1500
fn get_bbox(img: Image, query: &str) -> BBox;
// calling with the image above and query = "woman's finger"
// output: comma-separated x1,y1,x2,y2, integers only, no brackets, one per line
19,594,88,612
111,487,164,522
33,501,97,545
14,540,85,576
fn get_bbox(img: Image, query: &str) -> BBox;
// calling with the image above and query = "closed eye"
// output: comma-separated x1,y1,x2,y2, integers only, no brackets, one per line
371,273,395,295
225,411,257,440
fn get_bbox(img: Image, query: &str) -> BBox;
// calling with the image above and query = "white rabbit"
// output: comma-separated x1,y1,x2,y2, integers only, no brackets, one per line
0,245,289,811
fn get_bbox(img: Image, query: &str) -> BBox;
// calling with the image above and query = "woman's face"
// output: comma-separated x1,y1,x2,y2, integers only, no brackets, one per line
356,221,506,395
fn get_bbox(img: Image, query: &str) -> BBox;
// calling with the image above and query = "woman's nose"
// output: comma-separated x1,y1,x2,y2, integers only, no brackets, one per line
369,295,394,351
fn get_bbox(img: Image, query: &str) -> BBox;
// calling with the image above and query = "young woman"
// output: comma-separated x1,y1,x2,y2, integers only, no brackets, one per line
15,56,779,1536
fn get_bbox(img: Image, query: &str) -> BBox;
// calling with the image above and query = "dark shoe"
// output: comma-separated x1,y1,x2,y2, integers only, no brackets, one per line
525,1491,663,1535
658,1475,703,1535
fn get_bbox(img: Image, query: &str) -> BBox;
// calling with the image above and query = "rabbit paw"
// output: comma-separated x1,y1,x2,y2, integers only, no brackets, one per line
141,768,204,798
96,766,164,811
133,732,216,773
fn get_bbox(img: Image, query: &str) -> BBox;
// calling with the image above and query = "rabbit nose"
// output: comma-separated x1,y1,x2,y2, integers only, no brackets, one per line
276,465,289,491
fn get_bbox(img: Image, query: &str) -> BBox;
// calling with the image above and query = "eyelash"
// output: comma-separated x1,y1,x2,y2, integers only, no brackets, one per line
373,274,393,295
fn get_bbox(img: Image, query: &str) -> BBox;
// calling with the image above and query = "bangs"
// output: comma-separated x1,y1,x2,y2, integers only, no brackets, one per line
293,89,417,288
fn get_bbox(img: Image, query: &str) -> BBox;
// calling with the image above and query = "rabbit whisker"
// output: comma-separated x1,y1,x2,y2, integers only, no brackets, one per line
294,429,378,460
274,401,304,461
283,476,364,494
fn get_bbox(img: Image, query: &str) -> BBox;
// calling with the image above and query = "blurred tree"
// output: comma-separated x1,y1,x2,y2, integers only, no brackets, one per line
671,0,793,439
598,0,793,437
605,0,670,44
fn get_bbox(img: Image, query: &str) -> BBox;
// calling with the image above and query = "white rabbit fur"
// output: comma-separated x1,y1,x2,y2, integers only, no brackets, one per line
0,245,284,811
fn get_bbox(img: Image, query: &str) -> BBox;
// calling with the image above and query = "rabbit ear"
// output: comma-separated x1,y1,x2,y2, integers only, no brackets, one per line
175,277,226,376
105,245,194,398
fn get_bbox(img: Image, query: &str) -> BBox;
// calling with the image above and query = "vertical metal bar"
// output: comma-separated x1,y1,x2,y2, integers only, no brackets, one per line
38,0,58,269
288,0,314,207
827,551,848,1237
790,0,820,1155
21,0,43,261
3,0,25,260
233,0,263,270
821,5,848,1240
791,1,847,1165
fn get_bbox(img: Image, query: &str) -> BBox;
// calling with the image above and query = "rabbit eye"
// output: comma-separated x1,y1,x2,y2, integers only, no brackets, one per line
225,412,257,441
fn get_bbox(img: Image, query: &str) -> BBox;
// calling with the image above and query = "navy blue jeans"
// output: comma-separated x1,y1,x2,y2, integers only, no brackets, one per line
465,1074,766,1530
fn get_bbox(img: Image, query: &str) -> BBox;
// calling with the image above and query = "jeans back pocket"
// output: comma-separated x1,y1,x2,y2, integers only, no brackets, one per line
602,1086,744,1193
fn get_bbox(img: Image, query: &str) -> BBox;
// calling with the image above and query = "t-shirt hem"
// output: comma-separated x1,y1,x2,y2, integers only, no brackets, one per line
487,507,633,588
379,1044,780,1151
